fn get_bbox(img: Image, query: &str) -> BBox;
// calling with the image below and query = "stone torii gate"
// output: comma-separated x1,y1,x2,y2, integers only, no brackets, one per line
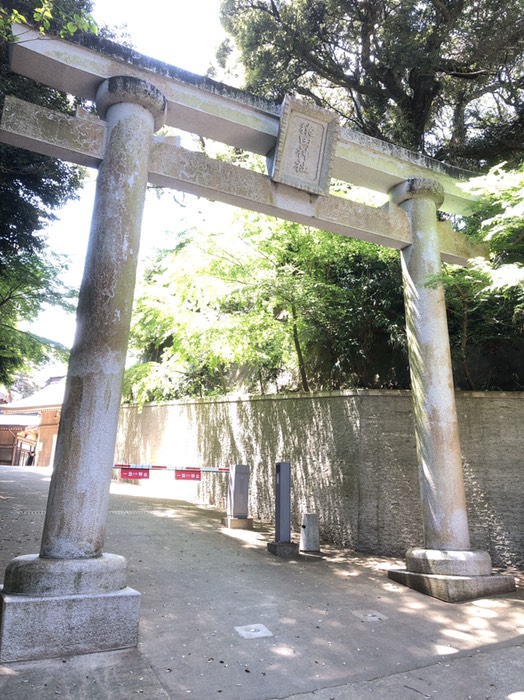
0,25,514,662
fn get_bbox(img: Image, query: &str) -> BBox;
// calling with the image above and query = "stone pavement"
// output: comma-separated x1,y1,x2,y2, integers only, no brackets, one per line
0,465,522,700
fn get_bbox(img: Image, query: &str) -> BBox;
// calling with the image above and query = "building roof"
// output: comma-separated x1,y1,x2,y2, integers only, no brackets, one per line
1,377,65,413
0,413,41,429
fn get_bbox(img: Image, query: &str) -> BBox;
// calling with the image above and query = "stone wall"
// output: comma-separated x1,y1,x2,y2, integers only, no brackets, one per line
114,391,523,568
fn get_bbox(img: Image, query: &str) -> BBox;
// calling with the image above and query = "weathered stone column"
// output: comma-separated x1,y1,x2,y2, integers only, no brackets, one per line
387,178,515,602
41,76,166,558
0,76,167,662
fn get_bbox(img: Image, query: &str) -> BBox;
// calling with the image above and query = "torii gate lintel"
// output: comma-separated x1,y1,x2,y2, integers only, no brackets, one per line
0,93,478,264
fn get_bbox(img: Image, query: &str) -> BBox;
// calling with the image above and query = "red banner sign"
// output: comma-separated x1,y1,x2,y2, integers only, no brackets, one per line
175,469,201,481
121,468,150,479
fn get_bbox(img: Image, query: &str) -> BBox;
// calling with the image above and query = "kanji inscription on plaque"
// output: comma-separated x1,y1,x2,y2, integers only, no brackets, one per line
268,96,339,195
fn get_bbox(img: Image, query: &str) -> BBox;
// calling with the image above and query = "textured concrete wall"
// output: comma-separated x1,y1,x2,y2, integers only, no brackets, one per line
114,391,523,568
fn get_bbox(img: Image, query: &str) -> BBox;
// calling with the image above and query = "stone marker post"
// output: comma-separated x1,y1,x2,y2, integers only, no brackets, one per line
267,462,299,558
387,178,515,602
223,464,254,529
0,76,167,662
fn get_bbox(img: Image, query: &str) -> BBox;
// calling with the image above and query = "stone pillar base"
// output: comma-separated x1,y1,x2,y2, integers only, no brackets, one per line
0,552,140,662
222,516,254,530
387,570,516,603
267,542,300,558
388,548,516,603
0,586,140,662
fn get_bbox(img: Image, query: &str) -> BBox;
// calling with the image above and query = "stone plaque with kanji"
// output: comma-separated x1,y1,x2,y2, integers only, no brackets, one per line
268,95,339,195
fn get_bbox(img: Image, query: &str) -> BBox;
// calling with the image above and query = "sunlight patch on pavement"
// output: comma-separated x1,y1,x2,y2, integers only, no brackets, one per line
434,644,460,655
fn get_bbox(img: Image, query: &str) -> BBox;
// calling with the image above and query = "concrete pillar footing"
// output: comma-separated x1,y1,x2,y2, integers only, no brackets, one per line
3,552,128,596
0,552,140,662
267,542,300,558
222,516,254,530
405,548,493,576
0,585,140,662
388,547,516,602
387,569,516,603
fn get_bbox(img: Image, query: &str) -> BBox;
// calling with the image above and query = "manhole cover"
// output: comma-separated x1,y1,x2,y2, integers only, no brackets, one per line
352,609,387,622
234,624,273,639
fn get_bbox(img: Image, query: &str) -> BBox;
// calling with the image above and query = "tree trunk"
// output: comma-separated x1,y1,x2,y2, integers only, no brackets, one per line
291,302,310,391
460,307,476,390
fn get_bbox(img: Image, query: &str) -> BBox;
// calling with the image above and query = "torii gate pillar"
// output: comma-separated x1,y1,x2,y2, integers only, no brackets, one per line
387,178,514,601
0,76,167,662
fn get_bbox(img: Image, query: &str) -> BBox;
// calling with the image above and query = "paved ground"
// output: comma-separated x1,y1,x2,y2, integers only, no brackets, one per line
0,465,523,700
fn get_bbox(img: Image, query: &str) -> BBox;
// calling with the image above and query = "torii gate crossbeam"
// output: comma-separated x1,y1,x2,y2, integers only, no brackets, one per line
0,26,514,662
7,23,474,217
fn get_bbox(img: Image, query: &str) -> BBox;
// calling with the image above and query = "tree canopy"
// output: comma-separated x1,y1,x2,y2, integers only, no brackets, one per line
0,0,97,387
124,176,523,403
218,0,524,166
0,1,97,41
1,1,521,395
0,247,72,385
122,2,524,400
123,215,410,402
440,165,524,389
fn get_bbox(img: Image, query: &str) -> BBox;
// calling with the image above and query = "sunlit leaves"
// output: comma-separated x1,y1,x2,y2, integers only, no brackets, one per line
0,249,71,385
0,1,98,43
465,165,524,269
0,1,96,386
431,164,524,388
124,213,410,401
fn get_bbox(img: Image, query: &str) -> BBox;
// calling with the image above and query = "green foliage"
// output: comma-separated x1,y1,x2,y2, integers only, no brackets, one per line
125,229,288,402
216,215,408,391
125,164,524,398
0,1,92,274
0,38,83,383
433,165,524,389
219,0,524,166
214,1,524,391
0,248,71,385
0,1,98,41
464,165,524,268
124,215,409,402
436,265,523,389
0,29,87,270
0,0,96,386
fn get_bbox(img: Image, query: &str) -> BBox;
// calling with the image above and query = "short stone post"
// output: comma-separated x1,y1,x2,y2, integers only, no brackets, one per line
223,464,253,529
0,76,167,662
267,462,299,558
387,178,515,602
300,513,320,553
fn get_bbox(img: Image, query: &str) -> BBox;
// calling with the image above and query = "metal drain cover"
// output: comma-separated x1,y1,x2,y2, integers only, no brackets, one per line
234,624,274,639
352,609,387,622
